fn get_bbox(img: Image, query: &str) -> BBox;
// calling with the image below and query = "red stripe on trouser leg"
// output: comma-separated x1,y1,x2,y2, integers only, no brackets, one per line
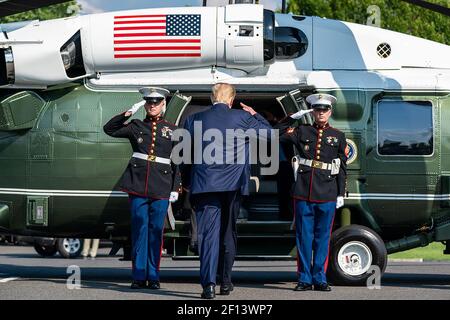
158,211,167,272
293,198,300,275
158,231,164,271
324,210,336,272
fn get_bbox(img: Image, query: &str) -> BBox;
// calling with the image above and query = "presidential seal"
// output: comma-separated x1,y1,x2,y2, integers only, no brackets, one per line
345,138,358,165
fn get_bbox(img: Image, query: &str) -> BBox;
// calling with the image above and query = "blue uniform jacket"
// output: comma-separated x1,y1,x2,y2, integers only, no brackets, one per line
184,103,272,196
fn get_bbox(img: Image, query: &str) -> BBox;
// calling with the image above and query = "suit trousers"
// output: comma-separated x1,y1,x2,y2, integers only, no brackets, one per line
192,190,241,288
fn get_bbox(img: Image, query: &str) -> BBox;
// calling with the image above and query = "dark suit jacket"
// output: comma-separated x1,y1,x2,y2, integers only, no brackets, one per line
184,103,272,196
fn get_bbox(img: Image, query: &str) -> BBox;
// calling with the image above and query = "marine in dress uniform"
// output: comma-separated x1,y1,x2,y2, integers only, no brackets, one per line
103,87,182,289
183,83,273,299
276,93,347,292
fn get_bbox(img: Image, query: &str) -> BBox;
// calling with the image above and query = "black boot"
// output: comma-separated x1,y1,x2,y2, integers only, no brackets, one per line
314,283,332,292
201,284,216,299
130,280,146,289
294,282,313,291
220,283,234,295
147,280,160,290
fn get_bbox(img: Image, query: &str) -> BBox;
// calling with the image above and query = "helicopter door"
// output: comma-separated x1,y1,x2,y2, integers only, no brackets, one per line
275,89,313,219
163,91,192,125
276,88,313,126
364,98,437,229
243,89,313,224
162,91,191,229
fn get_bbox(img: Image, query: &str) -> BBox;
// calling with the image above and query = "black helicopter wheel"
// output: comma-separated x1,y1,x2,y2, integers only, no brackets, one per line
327,225,387,286
34,243,58,257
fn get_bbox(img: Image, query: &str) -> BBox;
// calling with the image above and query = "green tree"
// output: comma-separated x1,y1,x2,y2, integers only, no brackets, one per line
0,1,80,23
287,0,449,45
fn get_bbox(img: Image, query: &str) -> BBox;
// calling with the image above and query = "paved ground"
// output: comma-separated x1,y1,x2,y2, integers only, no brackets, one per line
0,245,449,300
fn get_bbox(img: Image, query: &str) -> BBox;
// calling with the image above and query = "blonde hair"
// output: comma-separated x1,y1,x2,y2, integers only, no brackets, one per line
211,83,236,104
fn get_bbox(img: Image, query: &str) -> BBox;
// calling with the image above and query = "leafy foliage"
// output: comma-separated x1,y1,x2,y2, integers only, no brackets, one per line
287,0,449,45
0,1,79,23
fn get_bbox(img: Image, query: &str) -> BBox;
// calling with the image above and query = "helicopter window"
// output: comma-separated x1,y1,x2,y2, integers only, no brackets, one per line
263,9,275,64
377,100,433,156
274,27,308,60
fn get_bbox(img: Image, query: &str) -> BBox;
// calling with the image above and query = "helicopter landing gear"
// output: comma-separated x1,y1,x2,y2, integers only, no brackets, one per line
57,238,82,258
34,243,58,257
327,225,387,286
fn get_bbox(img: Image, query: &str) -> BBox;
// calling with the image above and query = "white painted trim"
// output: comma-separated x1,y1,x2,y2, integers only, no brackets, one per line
346,193,450,200
0,188,128,197
0,188,449,200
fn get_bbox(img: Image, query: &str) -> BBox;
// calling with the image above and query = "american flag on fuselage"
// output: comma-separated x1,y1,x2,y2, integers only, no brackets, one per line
113,13,201,59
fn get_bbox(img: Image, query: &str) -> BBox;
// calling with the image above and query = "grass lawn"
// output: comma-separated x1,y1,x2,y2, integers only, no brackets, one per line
389,242,450,261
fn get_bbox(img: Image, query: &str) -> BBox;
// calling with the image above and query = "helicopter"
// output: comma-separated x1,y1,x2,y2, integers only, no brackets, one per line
0,0,449,285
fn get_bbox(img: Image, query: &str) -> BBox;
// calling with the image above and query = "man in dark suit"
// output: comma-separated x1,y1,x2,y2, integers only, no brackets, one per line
183,83,272,299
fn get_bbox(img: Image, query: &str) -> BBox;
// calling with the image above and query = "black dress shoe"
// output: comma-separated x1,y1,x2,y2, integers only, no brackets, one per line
220,283,234,295
147,280,160,290
130,280,146,289
294,282,313,291
201,284,216,299
314,283,332,292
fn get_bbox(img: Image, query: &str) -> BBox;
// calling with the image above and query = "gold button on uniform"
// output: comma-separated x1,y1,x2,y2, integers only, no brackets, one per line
317,144,321,148
316,156,320,160
317,150,321,154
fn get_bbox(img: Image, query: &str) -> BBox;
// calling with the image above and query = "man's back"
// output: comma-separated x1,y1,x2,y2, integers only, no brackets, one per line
184,103,271,195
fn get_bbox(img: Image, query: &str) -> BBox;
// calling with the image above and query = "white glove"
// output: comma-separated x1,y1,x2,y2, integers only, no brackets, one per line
336,196,344,209
169,192,179,203
290,109,313,120
127,100,146,115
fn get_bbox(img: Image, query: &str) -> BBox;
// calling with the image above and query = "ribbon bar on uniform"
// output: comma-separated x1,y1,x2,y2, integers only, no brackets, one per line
132,152,171,165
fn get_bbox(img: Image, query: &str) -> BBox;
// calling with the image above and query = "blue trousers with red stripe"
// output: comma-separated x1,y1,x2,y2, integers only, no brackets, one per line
129,195,169,281
295,200,335,285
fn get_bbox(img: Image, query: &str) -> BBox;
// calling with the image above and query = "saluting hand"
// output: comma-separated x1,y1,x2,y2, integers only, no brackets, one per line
126,100,146,117
240,102,257,116
290,109,313,120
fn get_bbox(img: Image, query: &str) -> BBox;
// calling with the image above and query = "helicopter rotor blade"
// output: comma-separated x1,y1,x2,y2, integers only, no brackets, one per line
401,0,450,17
